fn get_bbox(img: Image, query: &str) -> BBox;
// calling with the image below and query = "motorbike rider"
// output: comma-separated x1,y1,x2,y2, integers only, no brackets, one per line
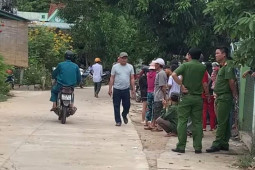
50,50,81,113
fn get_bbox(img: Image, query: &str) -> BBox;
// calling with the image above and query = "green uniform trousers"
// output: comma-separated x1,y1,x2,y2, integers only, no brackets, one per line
212,93,233,148
176,95,203,150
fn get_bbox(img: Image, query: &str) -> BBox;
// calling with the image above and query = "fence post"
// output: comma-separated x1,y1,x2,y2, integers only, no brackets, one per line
19,68,24,85
252,81,255,155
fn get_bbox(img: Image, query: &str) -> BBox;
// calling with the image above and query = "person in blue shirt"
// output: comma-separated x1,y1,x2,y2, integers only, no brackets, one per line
50,50,81,113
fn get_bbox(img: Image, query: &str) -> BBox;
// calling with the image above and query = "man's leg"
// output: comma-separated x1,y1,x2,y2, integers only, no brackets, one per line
146,93,153,122
121,88,131,119
190,96,203,151
209,97,216,130
50,84,61,110
176,96,191,150
113,88,122,123
202,99,208,130
96,82,102,95
94,83,97,96
156,117,172,133
212,94,232,148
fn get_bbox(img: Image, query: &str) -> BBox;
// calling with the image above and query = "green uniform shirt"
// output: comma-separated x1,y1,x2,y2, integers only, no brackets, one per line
214,60,236,95
161,104,178,126
174,60,206,95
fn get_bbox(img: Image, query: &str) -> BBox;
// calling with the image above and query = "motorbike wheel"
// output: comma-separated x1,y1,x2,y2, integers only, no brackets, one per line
61,106,67,124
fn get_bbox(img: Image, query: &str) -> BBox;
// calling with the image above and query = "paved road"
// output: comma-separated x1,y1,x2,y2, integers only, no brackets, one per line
0,86,148,170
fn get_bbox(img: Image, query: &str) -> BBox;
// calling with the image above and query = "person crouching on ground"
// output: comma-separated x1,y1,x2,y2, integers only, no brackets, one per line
156,93,179,137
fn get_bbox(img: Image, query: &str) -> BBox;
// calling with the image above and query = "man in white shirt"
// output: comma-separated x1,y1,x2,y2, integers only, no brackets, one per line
168,64,181,98
92,58,103,98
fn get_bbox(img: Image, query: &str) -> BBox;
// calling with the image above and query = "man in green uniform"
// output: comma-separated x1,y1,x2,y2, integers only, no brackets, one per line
206,47,237,152
156,93,179,137
171,48,206,154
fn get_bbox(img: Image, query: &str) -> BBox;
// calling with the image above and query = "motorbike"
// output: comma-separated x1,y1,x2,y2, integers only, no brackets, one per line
101,70,111,85
5,74,14,89
79,68,92,88
56,86,75,124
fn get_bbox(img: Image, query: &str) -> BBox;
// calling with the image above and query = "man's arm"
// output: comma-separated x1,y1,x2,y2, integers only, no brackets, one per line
108,75,115,96
130,74,135,98
229,79,237,99
202,72,210,96
161,85,167,100
100,65,103,77
52,64,60,79
172,72,182,85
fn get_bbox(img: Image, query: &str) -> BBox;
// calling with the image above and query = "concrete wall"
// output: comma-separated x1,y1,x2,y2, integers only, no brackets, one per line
239,66,255,152
0,18,28,67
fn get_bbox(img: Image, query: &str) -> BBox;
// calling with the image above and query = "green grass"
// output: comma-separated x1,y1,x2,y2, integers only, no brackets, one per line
233,154,255,169
0,94,8,102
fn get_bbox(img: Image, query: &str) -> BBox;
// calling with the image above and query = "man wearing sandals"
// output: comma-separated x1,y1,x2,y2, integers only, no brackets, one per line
50,50,81,114
151,58,168,132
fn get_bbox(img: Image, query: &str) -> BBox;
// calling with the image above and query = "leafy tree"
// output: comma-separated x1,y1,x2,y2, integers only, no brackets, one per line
59,0,159,67
28,27,73,71
24,27,73,87
117,0,229,60
16,0,51,12
204,0,255,66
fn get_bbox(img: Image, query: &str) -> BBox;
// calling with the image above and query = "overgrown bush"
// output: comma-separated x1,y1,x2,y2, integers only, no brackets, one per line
0,56,10,100
22,27,74,88
23,58,51,88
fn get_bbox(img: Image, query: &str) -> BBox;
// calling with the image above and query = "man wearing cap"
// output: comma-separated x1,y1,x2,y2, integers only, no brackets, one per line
171,48,206,154
108,52,135,126
92,57,103,98
152,58,168,131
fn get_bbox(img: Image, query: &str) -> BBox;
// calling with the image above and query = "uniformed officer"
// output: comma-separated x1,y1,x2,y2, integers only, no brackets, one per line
171,48,206,154
206,47,237,152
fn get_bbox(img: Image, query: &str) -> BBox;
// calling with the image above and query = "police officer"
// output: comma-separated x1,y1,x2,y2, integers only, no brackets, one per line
171,48,206,154
206,47,237,152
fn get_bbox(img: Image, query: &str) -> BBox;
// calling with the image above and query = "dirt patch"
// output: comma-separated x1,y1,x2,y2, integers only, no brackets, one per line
130,101,169,170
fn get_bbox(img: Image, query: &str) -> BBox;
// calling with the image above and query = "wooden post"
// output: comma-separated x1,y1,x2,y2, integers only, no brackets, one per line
19,68,24,85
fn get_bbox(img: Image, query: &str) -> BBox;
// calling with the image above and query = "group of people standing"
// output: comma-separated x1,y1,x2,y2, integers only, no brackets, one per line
50,48,238,154
137,47,238,154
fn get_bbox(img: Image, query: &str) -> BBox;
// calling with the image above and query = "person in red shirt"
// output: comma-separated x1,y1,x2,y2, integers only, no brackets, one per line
202,71,216,131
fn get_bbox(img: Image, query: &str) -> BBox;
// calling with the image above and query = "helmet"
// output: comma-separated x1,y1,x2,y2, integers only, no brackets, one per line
95,58,101,63
65,50,74,60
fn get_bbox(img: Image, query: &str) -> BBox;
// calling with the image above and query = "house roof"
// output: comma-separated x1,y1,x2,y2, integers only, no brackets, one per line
0,10,29,21
17,11,48,21
29,22,73,29
48,3,65,18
